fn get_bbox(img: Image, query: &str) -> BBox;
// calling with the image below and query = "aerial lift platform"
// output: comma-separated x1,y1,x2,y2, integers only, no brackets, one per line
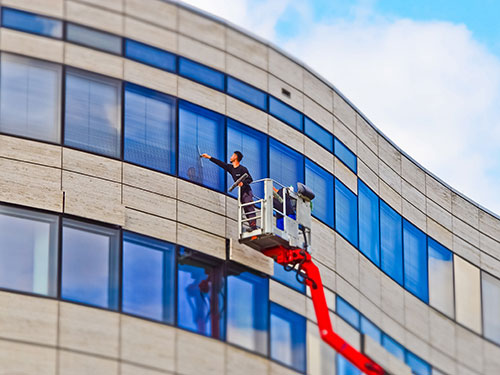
234,177,386,375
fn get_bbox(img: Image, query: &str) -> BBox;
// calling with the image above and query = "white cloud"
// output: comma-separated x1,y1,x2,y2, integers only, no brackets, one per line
180,0,500,216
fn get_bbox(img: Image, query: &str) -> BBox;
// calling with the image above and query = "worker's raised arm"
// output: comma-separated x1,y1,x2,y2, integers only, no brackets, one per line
201,154,231,171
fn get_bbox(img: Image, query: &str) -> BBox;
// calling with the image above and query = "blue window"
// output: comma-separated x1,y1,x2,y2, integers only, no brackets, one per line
61,219,119,309
178,101,225,191
380,201,403,285
1,7,62,38
360,316,382,344
0,53,62,143
227,266,269,355
273,263,306,293
334,138,357,173
382,334,405,362
124,39,176,72
269,138,304,188
335,178,358,247
428,238,454,317
66,23,122,54
482,272,500,345
270,303,306,373
177,247,225,339
178,58,224,91
336,296,360,329
124,83,176,174
64,69,122,158
406,351,431,375
227,119,267,197
0,205,58,296
269,97,303,130
304,117,333,152
358,180,380,266
305,159,334,227
122,232,175,323
403,220,428,302
337,354,361,375
227,77,267,110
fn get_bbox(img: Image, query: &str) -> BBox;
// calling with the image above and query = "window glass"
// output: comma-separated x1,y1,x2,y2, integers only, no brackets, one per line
122,232,175,323
178,101,225,191
269,138,304,188
358,180,380,266
124,39,176,72
307,321,336,375
334,138,357,173
380,201,403,285
454,256,482,333
177,247,225,339
64,69,121,158
124,83,176,174
360,316,382,344
227,266,268,355
1,7,62,38
336,296,360,329
273,263,306,293
336,354,361,375
270,303,306,373
0,53,61,143
403,220,428,302
227,77,267,111
227,119,267,198
61,219,119,309
305,159,334,227
335,178,358,247
269,97,303,130
482,272,500,345
406,351,431,375
178,57,224,91
304,117,333,152
0,205,58,296
66,23,121,54
382,334,405,362
428,238,454,317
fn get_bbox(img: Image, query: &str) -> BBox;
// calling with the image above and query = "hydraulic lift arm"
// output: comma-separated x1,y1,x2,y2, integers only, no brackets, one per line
263,246,386,375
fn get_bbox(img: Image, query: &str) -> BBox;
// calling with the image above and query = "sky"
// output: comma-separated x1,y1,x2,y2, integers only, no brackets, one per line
182,0,500,216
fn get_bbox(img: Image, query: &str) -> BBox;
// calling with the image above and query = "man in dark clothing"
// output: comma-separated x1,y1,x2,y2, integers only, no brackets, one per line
201,151,257,230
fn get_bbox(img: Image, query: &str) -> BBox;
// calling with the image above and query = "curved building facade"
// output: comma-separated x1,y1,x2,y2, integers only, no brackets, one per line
0,1,499,374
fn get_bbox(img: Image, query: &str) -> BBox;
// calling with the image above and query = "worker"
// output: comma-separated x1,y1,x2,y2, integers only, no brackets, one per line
201,151,257,231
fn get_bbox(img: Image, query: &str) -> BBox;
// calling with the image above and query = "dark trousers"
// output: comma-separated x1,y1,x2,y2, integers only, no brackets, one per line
241,190,256,227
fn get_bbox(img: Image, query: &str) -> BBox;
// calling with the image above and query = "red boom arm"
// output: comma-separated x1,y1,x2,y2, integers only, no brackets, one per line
263,246,386,375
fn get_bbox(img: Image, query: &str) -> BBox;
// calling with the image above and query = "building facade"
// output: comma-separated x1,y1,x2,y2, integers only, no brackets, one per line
0,0,499,374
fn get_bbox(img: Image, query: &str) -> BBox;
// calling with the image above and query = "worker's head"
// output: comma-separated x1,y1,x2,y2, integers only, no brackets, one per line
230,151,243,163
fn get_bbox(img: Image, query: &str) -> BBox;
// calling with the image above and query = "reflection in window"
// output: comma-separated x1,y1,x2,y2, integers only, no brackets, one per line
178,58,225,91
273,263,306,293
428,238,454,317
269,97,303,130
61,219,119,309
406,351,431,375
64,69,122,158
304,117,333,152
403,220,428,302
334,138,357,173
382,334,405,362
124,83,176,174
482,272,500,345
305,159,334,227
270,303,306,373
358,180,380,266
227,266,268,355
227,119,267,198
66,23,122,54
335,178,358,247
178,101,225,191
177,248,225,339
336,296,360,329
227,77,267,110
122,232,175,323
360,316,382,344
124,39,176,72
269,138,304,188
336,354,360,375
0,205,58,296
1,7,62,38
0,53,61,143
380,201,403,285
454,256,482,333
